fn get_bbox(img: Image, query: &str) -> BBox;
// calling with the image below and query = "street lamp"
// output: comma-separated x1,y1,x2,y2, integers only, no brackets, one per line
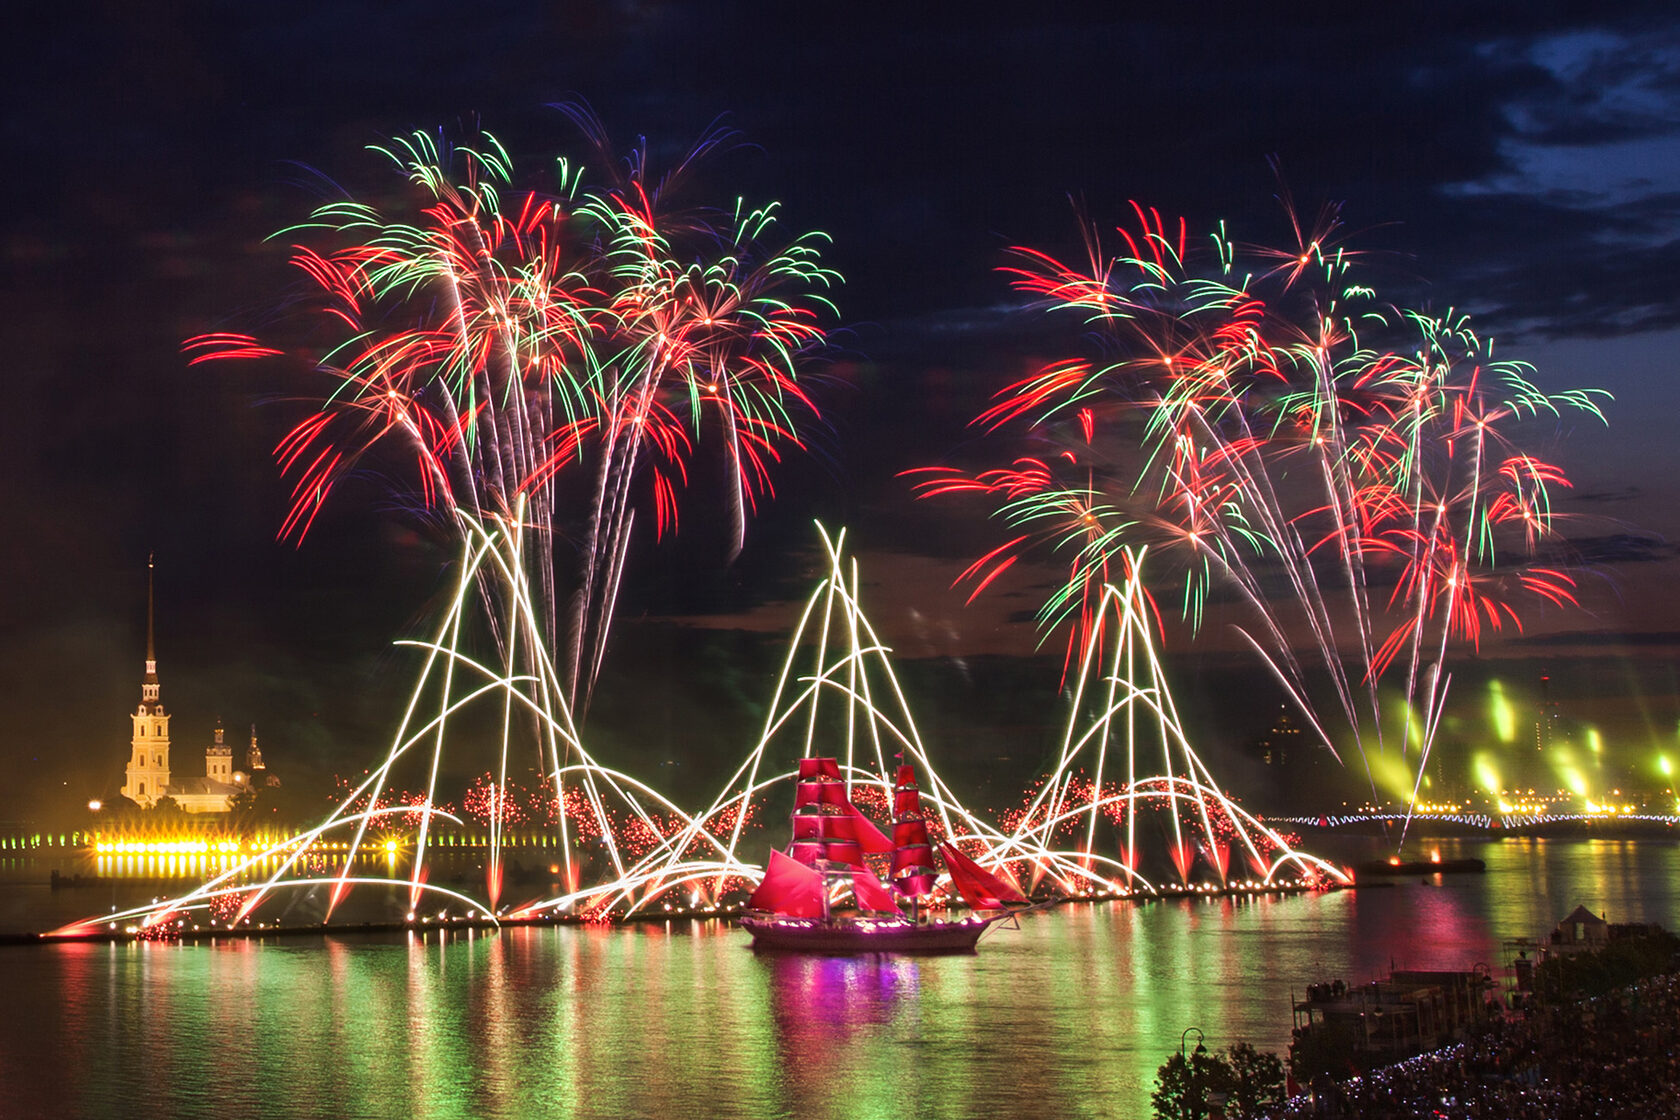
1180,1026,1206,1057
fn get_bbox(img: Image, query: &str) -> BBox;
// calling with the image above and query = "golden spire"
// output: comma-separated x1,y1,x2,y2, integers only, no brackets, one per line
146,552,156,665
142,554,160,704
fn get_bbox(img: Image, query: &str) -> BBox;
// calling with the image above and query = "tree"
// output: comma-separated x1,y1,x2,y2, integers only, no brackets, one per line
1222,1041,1286,1118
1155,1041,1290,1120
227,784,261,817
1152,1049,1233,1120
1535,928,1680,998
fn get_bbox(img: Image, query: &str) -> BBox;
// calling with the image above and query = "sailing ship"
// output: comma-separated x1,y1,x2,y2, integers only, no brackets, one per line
740,757,1032,952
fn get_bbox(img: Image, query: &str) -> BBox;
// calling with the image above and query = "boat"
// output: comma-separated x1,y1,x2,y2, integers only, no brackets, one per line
739,757,1032,953
1354,854,1486,879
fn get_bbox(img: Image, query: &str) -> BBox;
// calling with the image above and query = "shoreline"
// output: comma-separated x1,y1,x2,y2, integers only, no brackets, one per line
0,878,1355,946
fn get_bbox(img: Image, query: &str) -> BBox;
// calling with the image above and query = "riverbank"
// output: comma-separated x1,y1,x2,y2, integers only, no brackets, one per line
2,876,1351,945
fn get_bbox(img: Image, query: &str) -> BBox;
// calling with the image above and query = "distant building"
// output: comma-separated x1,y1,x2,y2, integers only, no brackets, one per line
118,558,277,814
1257,705,1302,768
1549,905,1608,954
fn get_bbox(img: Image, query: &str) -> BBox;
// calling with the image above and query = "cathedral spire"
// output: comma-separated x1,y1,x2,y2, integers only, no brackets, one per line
125,552,169,808
141,554,160,705
146,552,155,665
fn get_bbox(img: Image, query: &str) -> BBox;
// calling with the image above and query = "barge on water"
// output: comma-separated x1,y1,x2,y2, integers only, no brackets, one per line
1353,854,1485,879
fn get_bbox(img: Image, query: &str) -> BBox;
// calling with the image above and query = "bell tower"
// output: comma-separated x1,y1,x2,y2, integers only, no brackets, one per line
246,725,266,775
207,720,233,784
121,556,171,807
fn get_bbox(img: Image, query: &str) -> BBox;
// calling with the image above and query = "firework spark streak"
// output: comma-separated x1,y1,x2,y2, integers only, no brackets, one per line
60,506,759,933
60,524,1342,939
186,116,839,715
75,158,1371,934
910,202,1608,843
998,556,1344,891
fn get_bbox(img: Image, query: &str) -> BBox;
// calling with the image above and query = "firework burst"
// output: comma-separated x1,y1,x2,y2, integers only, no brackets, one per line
912,200,1608,831
187,115,839,714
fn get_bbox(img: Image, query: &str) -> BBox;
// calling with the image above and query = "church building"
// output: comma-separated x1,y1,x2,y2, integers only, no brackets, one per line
119,558,277,814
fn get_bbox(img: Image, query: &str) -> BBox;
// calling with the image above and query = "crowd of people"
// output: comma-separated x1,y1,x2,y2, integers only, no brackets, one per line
1262,971,1680,1119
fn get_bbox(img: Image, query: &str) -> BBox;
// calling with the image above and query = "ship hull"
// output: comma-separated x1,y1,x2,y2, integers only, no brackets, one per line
740,914,991,953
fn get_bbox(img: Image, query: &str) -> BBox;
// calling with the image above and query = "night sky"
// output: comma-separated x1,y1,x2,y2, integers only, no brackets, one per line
4,4,1679,818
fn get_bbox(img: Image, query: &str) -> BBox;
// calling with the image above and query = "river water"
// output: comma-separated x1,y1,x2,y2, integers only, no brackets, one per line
1,835,1676,1119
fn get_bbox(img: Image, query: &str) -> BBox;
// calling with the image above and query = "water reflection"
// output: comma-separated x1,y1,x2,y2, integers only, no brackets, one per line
0,838,1676,1119
762,954,920,1116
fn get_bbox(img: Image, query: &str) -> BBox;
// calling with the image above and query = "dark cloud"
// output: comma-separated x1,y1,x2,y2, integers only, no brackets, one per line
1512,628,1680,648
1570,486,1648,504
1558,534,1676,565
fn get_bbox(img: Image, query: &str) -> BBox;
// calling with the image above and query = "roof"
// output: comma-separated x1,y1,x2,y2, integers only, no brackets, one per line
1560,905,1606,927
169,777,241,796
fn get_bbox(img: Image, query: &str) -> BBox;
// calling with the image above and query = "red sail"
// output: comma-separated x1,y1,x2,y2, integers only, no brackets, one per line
891,819,937,887
790,807,857,866
794,781,851,809
793,814,857,842
789,758,891,864
893,764,922,818
850,866,902,914
890,765,938,896
748,849,827,918
790,755,851,867
941,843,1029,909
894,871,938,898
847,804,894,854
825,840,863,866
893,818,930,849
798,757,843,781
788,841,826,866
789,839,864,867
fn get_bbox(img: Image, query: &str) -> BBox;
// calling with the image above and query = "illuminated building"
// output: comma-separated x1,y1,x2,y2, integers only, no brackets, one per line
1257,705,1301,768
117,558,277,813
119,556,174,807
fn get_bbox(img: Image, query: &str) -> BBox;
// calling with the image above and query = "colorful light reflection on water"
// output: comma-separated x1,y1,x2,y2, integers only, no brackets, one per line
2,837,1677,1119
